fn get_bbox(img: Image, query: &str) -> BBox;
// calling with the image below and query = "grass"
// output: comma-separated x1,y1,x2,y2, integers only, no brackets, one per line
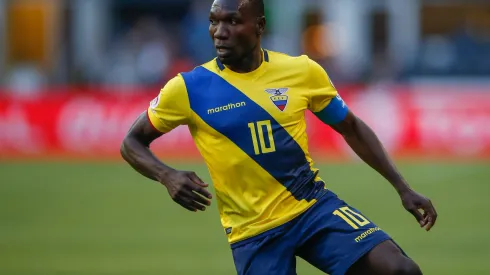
0,161,489,274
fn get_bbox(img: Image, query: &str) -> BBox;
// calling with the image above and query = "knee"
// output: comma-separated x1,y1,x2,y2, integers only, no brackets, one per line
391,258,422,275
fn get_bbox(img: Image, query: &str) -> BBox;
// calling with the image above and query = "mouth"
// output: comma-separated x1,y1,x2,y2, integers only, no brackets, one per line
216,45,233,56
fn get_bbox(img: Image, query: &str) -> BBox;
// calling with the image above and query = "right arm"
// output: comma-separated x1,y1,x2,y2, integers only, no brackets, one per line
120,75,212,212
120,111,173,182
120,112,212,212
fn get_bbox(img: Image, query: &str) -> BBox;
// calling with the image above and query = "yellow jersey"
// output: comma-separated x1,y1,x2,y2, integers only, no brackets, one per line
147,49,349,245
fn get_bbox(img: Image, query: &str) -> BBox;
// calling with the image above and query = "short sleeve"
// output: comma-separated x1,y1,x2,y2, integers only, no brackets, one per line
307,58,349,125
147,75,191,133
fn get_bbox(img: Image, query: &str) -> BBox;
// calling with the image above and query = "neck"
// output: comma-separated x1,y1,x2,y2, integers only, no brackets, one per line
226,45,263,73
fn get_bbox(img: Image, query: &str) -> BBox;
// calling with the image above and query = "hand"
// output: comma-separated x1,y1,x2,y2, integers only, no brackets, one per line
400,189,437,231
160,170,213,212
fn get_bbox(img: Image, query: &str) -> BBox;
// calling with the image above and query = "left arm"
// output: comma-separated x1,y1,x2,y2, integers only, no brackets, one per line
306,57,437,231
329,110,438,231
329,110,409,195
304,56,437,231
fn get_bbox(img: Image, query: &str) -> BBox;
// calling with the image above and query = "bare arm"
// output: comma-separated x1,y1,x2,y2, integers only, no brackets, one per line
329,111,409,194
120,112,173,182
329,110,438,231
120,112,212,212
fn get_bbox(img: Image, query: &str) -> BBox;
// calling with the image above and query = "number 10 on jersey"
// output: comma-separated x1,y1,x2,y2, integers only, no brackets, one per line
248,120,276,155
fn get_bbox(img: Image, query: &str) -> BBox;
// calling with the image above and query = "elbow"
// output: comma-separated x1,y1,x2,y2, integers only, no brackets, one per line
120,139,127,160
120,135,131,161
120,134,149,161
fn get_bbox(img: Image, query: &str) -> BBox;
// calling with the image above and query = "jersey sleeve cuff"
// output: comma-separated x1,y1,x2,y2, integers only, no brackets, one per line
313,95,349,125
146,108,166,133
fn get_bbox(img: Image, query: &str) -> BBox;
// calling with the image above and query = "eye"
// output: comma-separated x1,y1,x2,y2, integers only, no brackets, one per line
230,18,238,25
209,19,218,25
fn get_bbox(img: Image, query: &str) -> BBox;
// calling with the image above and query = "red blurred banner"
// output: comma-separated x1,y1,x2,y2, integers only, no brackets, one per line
1,86,490,160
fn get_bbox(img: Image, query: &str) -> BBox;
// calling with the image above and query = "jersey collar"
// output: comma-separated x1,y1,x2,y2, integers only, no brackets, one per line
216,49,269,71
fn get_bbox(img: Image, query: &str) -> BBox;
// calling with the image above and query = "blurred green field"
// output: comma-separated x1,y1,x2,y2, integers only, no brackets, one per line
1,161,489,275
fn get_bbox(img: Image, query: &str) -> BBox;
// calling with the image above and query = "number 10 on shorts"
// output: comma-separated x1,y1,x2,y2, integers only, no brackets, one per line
333,207,371,229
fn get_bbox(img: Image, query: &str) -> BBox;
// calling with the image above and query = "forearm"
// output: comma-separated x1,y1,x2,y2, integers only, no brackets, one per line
343,118,411,194
120,136,174,182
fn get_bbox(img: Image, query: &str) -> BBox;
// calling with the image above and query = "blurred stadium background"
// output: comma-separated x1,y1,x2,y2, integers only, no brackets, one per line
0,0,489,274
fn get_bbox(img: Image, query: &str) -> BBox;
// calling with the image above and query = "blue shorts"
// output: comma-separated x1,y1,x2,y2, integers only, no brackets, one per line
231,190,400,275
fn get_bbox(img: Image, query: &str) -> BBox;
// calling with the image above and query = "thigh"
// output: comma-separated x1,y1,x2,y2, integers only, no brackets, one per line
295,190,393,275
346,240,421,275
232,231,297,275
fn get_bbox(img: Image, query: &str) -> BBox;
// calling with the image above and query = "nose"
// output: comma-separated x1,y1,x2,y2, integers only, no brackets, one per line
214,22,229,40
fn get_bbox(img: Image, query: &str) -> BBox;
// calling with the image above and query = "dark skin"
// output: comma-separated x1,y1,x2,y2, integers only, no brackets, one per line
209,0,265,72
330,111,437,232
121,0,436,274
120,112,212,212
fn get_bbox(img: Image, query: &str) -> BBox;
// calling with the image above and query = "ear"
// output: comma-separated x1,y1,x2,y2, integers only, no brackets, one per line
256,16,266,36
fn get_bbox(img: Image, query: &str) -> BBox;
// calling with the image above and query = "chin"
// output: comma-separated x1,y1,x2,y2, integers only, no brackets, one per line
220,59,234,66
217,52,240,65
218,55,234,65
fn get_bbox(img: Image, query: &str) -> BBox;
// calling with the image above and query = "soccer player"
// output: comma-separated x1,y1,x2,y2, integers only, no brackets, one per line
120,0,437,274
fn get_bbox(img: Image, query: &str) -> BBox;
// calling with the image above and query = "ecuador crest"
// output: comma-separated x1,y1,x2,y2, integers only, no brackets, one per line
265,88,289,111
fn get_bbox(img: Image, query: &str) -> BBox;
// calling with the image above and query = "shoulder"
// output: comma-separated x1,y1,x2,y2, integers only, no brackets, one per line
266,50,328,85
181,59,221,78
170,59,220,88
265,50,324,79
266,50,310,67
173,59,222,94
161,73,186,95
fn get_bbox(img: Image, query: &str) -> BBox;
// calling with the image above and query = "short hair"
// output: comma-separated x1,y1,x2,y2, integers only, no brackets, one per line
245,0,265,17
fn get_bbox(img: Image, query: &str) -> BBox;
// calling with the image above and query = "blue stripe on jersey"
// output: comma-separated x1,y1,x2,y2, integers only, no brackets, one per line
182,67,324,202
313,95,349,125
